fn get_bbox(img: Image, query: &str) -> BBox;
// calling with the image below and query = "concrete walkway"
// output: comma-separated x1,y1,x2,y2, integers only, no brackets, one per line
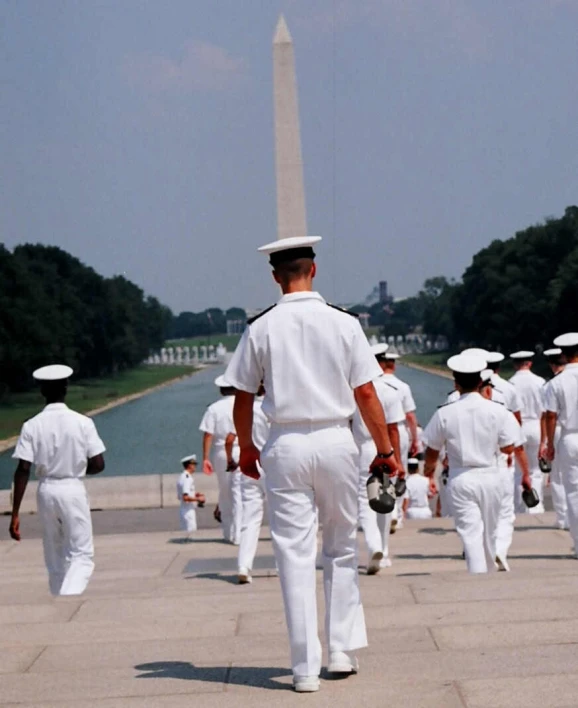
1,512,577,707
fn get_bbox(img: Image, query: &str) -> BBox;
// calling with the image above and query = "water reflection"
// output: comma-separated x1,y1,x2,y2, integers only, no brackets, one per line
0,364,450,489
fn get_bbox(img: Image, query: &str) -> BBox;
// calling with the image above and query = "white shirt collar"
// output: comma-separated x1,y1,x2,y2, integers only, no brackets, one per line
43,403,69,411
278,291,326,305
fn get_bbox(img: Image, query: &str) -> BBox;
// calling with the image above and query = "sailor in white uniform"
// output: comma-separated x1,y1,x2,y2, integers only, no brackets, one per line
380,351,419,469
402,458,433,520
177,454,203,537
10,365,106,595
510,351,545,513
479,370,530,570
231,386,271,584
225,235,398,693
423,355,521,574
199,376,242,544
540,348,568,530
485,352,522,422
352,343,405,574
544,333,578,552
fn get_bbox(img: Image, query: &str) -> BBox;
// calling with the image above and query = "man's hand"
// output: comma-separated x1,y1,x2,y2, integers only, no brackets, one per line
9,514,20,541
546,444,556,462
202,460,214,475
428,477,438,496
521,473,532,491
239,444,261,480
226,459,238,472
369,453,397,477
409,440,419,457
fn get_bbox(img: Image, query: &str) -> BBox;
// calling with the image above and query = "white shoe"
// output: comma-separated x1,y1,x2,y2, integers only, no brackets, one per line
293,676,320,692
328,651,359,675
238,568,252,584
495,555,510,572
367,551,383,575
380,556,392,568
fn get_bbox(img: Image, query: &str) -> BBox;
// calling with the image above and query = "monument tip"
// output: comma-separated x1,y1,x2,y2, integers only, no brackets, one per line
273,14,292,45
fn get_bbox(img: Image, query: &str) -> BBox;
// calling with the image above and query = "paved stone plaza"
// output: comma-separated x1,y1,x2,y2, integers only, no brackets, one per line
1,512,578,707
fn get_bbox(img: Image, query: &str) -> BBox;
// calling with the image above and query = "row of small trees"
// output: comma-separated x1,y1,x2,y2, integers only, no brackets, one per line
0,244,172,393
362,206,578,351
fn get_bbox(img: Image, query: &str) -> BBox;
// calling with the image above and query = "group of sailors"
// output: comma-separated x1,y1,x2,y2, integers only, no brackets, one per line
9,227,578,693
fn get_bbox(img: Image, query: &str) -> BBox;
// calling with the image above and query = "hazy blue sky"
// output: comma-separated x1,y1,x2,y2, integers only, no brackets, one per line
1,0,577,313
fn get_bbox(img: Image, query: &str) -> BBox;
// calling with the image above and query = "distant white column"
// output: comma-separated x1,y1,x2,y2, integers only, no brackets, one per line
273,15,307,241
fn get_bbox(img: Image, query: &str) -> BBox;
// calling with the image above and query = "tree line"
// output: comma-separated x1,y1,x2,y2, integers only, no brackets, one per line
360,205,578,351
0,244,172,394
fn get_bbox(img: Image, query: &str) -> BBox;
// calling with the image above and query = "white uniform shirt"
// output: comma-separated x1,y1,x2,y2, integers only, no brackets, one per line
199,396,235,447
177,470,195,501
351,376,405,446
383,373,416,414
13,403,106,479
447,388,506,406
253,397,271,450
224,292,382,424
424,393,520,471
491,373,520,413
405,474,430,508
509,369,545,421
544,364,578,432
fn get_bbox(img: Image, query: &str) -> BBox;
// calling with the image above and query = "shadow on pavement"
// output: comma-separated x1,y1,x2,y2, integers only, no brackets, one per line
395,553,463,561
185,572,239,585
134,661,292,690
417,527,456,536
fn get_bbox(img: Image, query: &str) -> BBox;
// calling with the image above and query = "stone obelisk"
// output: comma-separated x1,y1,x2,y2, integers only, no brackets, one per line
273,15,307,241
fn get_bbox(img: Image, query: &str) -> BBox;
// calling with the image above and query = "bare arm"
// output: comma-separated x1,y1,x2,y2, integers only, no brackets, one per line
10,460,31,541
233,390,259,479
202,433,214,474
86,454,105,475
514,411,522,425
354,382,396,475
545,411,558,460
513,445,532,489
406,411,419,454
423,446,439,495
387,423,403,476
224,432,238,471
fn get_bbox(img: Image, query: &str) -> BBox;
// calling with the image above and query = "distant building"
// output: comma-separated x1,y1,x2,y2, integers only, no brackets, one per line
379,281,388,304
358,312,370,330
226,319,245,335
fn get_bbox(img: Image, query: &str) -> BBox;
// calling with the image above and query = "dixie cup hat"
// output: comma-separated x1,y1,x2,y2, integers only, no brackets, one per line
447,354,486,374
32,364,73,381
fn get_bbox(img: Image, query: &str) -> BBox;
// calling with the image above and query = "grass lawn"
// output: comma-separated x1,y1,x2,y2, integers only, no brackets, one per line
0,365,197,441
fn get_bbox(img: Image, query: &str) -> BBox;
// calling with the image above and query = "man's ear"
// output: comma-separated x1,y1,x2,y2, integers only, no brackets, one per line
311,262,317,278
272,269,280,285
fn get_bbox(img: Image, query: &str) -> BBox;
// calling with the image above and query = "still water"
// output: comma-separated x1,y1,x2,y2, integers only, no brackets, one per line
0,364,450,490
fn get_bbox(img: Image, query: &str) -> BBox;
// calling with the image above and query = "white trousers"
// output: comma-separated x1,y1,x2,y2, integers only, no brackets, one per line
406,506,432,520
550,428,568,529
399,421,410,471
36,478,95,596
179,503,197,532
238,474,266,571
515,420,544,514
263,424,367,679
495,466,515,560
448,468,502,574
357,441,392,561
559,432,578,551
213,446,242,544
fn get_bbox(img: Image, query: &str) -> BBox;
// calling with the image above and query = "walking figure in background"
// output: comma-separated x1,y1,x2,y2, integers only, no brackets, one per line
9,365,106,596
177,454,204,540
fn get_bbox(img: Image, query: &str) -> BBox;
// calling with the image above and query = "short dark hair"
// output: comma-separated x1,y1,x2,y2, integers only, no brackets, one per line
561,346,578,361
40,380,67,399
273,257,314,281
454,372,481,391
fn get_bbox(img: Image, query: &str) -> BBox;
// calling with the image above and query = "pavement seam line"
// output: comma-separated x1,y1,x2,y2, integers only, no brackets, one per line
408,584,420,605
427,625,441,651
160,551,180,577
235,613,242,636
223,661,233,692
453,679,470,707
66,600,85,622
24,645,47,673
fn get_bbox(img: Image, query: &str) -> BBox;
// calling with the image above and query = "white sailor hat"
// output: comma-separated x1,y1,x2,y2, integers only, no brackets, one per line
486,352,505,364
553,333,578,348
510,350,534,360
180,454,197,464
384,351,400,360
408,457,419,466
543,348,562,357
214,374,232,388
258,236,322,266
32,364,73,381
480,368,494,384
370,343,389,357
447,354,486,374
460,347,490,360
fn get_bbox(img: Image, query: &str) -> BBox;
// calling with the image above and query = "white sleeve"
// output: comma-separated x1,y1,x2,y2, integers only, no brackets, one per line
544,380,559,413
85,419,106,458
402,385,417,413
224,327,262,394
12,422,34,463
181,475,192,496
498,409,522,448
349,321,383,389
423,411,445,451
383,393,405,425
199,406,216,434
